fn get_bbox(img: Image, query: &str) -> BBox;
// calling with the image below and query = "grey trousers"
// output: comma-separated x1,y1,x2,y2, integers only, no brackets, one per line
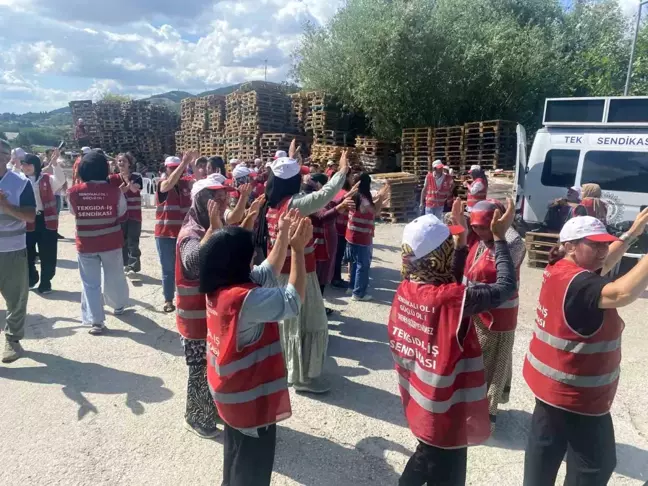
0,249,29,341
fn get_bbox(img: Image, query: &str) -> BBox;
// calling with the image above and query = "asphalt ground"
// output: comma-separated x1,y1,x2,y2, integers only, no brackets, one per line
0,211,647,485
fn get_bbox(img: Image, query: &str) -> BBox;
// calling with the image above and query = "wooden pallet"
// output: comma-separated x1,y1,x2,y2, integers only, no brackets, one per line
525,231,559,268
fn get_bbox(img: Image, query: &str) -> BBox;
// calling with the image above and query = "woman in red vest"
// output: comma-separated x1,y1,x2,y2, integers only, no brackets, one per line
109,153,143,275
155,153,196,313
464,199,526,428
255,142,349,394
199,212,312,486
523,211,648,486
464,165,488,209
21,151,66,294
331,171,355,288
345,172,388,302
391,198,517,486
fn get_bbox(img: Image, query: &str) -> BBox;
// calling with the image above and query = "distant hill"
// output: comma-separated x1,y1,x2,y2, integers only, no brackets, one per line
147,90,195,103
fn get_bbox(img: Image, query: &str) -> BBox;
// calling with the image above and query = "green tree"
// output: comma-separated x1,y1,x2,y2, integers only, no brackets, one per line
99,91,132,103
294,0,636,138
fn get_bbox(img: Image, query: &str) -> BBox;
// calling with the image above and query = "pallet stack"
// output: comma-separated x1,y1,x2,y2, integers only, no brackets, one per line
400,128,431,188
372,172,419,223
310,144,359,167
260,133,310,163
463,120,517,170
355,137,398,174
71,99,178,166
432,126,464,171
305,91,353,153
69,100,98,145
289,93,309,134
525,231,559,268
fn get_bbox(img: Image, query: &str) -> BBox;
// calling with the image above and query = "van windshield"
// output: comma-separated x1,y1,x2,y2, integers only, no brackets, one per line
582,151,648,194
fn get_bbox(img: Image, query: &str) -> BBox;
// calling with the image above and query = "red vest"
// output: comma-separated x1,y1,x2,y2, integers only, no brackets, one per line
467,178,487,208
27,175,58,232
68,182,123,254
580,198,608,223
155,180,192,238
72,157,82,186
523,259,624,416
266,197,316,274
335,190,349,237
389,280,490,448
311,216,329,261
109,174,142,222
206,283,291,429
175,226,207,340
345,196,375,246
425,173,453,209
463,242,520,332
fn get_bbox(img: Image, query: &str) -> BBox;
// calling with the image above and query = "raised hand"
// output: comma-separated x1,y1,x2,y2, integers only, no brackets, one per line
238,183,253,199
491,197,515,241
289,139,298,159
278,207,298,233
451,198,467,229
339,149,350,174
289,217,314,252
346,181,361,199
208,199,223,230
119,182,129,194
629,206,648,237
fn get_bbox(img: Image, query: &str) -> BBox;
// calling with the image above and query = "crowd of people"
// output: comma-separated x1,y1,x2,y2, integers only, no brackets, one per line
2,134,648,485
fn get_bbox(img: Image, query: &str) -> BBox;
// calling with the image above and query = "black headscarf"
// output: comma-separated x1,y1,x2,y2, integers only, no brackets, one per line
353,172,375,209
199,226,255,294
22,154,43,180
255,170,302,249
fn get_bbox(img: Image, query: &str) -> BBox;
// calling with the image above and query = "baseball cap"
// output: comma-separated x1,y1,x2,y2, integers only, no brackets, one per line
327,160,336,166
229,158,240,166
559,216,619,243
232,165,251,179
165,156,181,167
270,157,301,180
274,150,287,160
191,175,237,199
432,160,444,169
470,164,482,172
470,199,505,227
11,147,27,160
569,185,582,197
402,214,465,261
300,165,311,175
81,146,92,155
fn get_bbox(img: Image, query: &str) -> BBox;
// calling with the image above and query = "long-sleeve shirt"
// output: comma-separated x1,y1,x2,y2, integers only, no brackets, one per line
288,170,346,216
28,164,65,211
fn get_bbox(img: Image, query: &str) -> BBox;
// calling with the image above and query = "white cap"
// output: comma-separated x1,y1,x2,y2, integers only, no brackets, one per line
78,118,84,123
232,165,251,179
274,150,287,160
81,146,91,155
165,156,181,167
11,147,26,160
432,160,444,169
265,160,273,167
559,216,619,243
569,185,582,197
327,160,336,166
402,214,465,261
470,164,482,172
229,158,240,166
270,157,300,180
191,175,236,199
254,158,262,165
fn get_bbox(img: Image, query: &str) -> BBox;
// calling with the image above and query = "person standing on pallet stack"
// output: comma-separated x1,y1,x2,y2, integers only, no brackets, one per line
109,153,143,276
420,160,455,219
463,199,526,430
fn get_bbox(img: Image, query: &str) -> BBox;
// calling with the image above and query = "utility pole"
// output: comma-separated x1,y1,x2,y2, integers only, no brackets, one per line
264,59,268,82
624,0,648,96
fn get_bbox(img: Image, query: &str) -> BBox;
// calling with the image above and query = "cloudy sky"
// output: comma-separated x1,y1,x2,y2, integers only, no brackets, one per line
0,0,343,113
0,0,640,114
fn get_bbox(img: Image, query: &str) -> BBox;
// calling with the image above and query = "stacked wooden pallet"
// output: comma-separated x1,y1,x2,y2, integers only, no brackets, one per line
69,100,98,144
305,91,353,148
289,93,309,134
525,231,559,268
401,127,432,188
310,144,358,166
463,120,517,170
260,133,310,163
432,126,464,171
355,136,398,174
372,172,419,223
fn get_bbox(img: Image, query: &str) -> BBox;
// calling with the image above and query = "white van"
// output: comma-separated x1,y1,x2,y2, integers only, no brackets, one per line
516,97,648,226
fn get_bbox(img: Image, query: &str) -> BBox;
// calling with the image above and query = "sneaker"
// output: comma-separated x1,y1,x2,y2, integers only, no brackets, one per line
346,289,353,296
2,340,23,363
163,302,176,313
114,307,126,316
184,420,220,439
89,324,106,335
37,285,52,295
352,294,373,302
294,377,331,395
325,307,334,316
331,280,348,289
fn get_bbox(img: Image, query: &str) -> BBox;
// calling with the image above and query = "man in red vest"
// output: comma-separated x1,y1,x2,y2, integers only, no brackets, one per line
420,159,454,219
523,212,648,485
201,211,311,486
68,151,129,335
391,198,517,485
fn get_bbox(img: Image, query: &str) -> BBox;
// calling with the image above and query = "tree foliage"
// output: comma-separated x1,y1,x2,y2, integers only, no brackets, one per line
294,0,643,139
99,91,132,103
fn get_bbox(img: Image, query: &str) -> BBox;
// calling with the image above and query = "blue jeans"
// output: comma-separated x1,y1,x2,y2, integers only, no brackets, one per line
78,249,129,325
425,206,444,219
55,195,63,214
346,243,372,298
156,237,177,302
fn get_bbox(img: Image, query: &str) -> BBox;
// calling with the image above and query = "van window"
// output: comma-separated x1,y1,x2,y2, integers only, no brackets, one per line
541,149,579,188
582,151,648,193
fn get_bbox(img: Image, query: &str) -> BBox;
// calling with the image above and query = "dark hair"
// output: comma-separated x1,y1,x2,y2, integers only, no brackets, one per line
547,243,567,265
265,171,302,208
199,227,255,294
117,152,135,171
342,171,353,191
23,154,43,179
310,173,328,186
195,156,208,167
208,156,226,175
79,151,109,182
353,172,374,209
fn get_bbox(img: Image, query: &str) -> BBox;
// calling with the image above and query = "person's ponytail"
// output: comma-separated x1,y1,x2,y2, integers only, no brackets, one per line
548,243,566,266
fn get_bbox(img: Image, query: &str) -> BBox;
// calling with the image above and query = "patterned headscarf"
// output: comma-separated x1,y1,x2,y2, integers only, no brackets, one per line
401,236,455,285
